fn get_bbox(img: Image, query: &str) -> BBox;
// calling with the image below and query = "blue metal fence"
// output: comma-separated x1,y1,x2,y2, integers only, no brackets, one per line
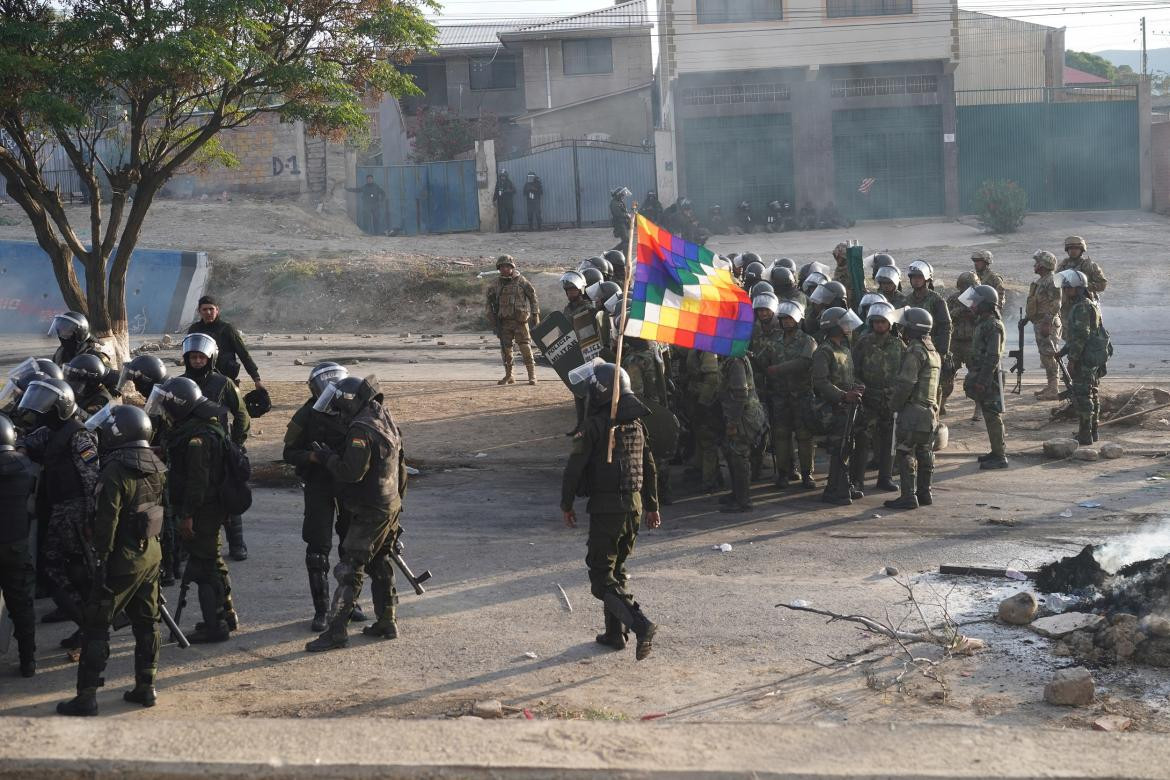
355,159,479,236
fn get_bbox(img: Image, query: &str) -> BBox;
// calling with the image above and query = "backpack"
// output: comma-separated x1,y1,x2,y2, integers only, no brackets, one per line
1083,306,1114,375
217,433,253,515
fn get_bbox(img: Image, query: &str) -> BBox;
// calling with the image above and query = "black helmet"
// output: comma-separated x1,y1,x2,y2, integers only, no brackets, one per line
774,257,796,271
23,358,63,381
769,266,796,290
603,250,626,271
798,261,830,286
587,363,632,408
0,413,14,450
587,281,622,311
117,355,168,397
901,307,934,338
182,332,219,362
749,281,775,299
308,362,349,399
145,376,204,423
48,311,90,343
743,261,767,288
585,256,613,280
87,404,153,450
871,252,896,280
64,353,107,396
2,357,64,411
244,387,272,418
818,306,863,336
16,376,77,423
581,267,604,289
810,280,848,307
740,252,762,267
313,375,382,423
959,284,1000,313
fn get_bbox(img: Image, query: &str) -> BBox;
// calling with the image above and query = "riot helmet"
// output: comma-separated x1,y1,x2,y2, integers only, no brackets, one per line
0,413,14,450
875,266,901,289
907,259,933,281
743,261,767,288
819,306,863,336
801,272,828,297
64,353,107,397
901,307,934,338
585,256,613,280
182,333,218,362
587,363,633,409
740,252,762,268
144,377,204,423
561,271,587,294
958,284,999,313
870,253,896,280
86,403,152,450
749,281,775,299
581,267,604,289
811,280,847,307
612,187,631,200
776,300,804,325
16,377,78,424
586,281,621,310
308,362,349,400
603,250,626,273
752,293,780,318
774,257,796,272
313,375,382,423
117,355,168,397
48,311,90,344
1055,269,1088,289
858,293,886,321
865,301,898,328
798,261,830,286
769,266,796,291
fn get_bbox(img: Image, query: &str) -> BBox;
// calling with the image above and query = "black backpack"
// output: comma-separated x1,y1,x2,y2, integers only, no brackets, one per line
214,430,253,515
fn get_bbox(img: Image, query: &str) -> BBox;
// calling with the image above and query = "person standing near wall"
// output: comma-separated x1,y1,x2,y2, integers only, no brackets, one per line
523,172,543,231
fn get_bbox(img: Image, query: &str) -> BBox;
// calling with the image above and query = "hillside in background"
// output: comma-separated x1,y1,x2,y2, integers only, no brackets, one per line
1093,48,1170,73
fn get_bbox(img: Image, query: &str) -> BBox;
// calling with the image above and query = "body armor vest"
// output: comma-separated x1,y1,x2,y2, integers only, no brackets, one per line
43,420,87,501
0,450,35,543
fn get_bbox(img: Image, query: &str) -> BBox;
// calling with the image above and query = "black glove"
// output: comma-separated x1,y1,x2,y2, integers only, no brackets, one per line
310,441,332,456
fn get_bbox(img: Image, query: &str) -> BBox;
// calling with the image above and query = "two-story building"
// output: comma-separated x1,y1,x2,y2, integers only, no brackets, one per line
393,1,652,158
655,0,961,220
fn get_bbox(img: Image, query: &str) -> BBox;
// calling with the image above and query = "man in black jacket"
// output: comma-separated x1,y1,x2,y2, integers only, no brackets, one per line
187,297,263,390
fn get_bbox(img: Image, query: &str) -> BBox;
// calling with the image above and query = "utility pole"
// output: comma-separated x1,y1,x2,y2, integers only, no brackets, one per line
1142,16,1148,76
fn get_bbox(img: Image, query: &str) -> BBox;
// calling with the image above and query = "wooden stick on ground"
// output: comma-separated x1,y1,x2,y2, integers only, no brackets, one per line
776,603,986,655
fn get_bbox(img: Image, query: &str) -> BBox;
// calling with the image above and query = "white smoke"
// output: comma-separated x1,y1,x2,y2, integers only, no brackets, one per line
1096,520,1170,574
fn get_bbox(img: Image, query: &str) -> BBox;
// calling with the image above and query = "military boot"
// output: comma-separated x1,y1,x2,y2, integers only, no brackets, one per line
1035,372,1059,400
362,603,397,639
603,593,657,661
225,515,247,561
526,365,537,386
883,455,918,510
123,676,157,708
874,436,898,492
349,602,368,623
821,458,852,506
18,636,35,678
498,348,515,385
800,472,817,490
1076,417,1093,446
305,627,349,652
188,582,230,644
719,462,753,513
595,609,627,650
307,565,330,632
916,453,934,506
849,443,868,493
971,405,983,422
56,688,99,716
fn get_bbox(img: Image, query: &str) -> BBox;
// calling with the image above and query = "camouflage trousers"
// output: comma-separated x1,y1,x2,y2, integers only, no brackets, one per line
498,319,535,371
43,499,91,622
939,342,971,409
1070,362,1100,425
1035,320,1062,376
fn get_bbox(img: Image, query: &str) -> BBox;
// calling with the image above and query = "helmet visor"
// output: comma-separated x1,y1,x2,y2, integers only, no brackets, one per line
7,357,41,381
48,314,84,340
838,310,863,334
16,380,66,415
809,285,837,306
84,402,116,432
0,379,21,410
143,385,169,418
312,383,341,414
568,357,605,388
308,365,348,399
958,287,980,310
182,333,218,359
866,303,898,325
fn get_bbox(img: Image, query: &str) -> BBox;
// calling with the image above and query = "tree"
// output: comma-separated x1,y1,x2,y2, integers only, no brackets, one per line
1065,50,1117,81
409,107,498,163
0,0,437,358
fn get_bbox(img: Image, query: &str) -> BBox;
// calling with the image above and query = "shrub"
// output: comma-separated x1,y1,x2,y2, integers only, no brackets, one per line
974,179,1027,234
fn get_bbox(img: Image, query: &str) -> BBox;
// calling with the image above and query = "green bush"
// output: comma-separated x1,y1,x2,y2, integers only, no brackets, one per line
974,179,1027,234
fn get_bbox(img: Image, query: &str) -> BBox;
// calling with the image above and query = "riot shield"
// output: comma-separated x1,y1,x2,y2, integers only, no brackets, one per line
532,312,589,397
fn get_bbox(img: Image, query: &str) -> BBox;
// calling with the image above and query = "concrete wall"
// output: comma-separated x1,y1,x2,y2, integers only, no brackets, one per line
956,11,1056,96
0,240,208,334
440,54,527,120
523,88,652,147
667,0,956,73
167,114,308,198
513,31,653,112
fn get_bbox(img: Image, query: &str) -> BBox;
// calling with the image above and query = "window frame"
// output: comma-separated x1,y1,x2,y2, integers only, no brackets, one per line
469,55,518,91
697,0,783,25
562,37,614,76
826,0,912,19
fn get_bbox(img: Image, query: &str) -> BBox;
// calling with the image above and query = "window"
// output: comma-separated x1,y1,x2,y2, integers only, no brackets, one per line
398,62,447,110
827,0,912,18
830,75,937,98
470,56,517,90
563,38,613,76
680,83,790,105
697,0,782,23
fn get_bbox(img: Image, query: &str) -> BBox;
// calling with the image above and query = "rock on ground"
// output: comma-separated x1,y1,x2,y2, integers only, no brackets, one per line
1043,438,1079,459
1073,448,1100,461
1044,667,1095,706
998,592,1039,626
1031,612,1105,639
1099,442,1124,459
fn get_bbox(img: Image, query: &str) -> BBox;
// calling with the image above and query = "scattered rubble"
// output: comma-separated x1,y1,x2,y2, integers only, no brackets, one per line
1092,715,1133,732
472,700,504,719
1044,667,1095,707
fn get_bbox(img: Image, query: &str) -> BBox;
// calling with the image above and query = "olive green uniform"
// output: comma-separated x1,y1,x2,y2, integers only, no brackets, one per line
812,339,860,502
941,290,977,412
1064,297,1105,442
284,400,353,623
719,355,766,511
965,315,1007,459
752,320,816,486
851,330,906,491
486,273,540,382
881,289,908,308
75,447,165,699
684,350,721,491
889,337,941,506
76,387,116,420
1026,270,1062,388
0,448,37,675
186,368,250,562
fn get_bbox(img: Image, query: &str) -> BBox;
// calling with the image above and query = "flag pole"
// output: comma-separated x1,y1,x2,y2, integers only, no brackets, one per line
606,204,639,463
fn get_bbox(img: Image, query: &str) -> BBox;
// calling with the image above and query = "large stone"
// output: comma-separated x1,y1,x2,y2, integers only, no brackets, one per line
1044,667,1095,706
998,592,1039,625
1135,636,1170,667
1072,448,1100,462
1030,612,1105,639
1099,442,1124,459
1140,615,1170,638
1043,438,1079,459
471,700,504,719
1093,715,1132,732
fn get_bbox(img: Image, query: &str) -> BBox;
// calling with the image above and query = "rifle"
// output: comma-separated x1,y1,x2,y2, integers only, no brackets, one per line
171,562,194,642
839,399,859,466
1008,307,1026,394
1055,355,1074,401
390,537,432,596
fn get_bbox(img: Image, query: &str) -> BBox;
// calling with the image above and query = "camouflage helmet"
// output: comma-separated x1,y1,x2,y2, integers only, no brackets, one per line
1032,250,1057,271
970,249,994,264
496,255,516,270
955,271,978,292
1064,236,1087,251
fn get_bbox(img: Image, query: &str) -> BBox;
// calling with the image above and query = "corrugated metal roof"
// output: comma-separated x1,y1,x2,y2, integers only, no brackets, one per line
514,0,648,33
1063,65,1111,85
436,22,544,50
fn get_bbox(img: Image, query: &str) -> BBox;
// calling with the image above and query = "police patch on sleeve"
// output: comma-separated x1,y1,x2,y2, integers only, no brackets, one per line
350,436,367,448
79,448,99,464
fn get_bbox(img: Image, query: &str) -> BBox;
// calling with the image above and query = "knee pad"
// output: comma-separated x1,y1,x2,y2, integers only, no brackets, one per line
333,559,358,586
306,551,330,572
367,556,392,586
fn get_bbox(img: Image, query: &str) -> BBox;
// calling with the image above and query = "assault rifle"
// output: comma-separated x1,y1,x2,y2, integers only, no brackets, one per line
1055,354,1074,402
391,536,432,596
840,395,861,465
1008,308,1026,394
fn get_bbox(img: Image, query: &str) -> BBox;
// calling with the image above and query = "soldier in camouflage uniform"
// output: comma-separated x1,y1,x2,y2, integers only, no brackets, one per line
486,255,541,385
0,413,37,678
883,309,941,511
851,302,905,493
283,363,366,632
17,377,100,642
970,250,1005,305
905,261,951,360
684,349,722,492
812,307,865,505
1025,250,1063,400
306,376,407,651
941,272,978,418
717,353,765,513
561,363,660,660
962,285,1009,470
875,267,907,309
57,406,165,716
831,242,852,287
751,295,817,490
1056,270,1108,445
1058,236,1107,323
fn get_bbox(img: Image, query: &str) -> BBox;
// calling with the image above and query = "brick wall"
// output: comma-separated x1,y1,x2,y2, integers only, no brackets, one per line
1152,120,1170,215
166,114,308,198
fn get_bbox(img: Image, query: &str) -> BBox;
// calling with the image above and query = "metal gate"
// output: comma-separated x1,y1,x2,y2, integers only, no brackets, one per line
833,106,944,220
957,86,1139,212
679,113,795,216
355,159,479,236
499,140,656,228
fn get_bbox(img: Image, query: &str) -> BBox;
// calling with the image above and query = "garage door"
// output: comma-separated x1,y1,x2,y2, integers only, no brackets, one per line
681,113,795,217
833,106,944,220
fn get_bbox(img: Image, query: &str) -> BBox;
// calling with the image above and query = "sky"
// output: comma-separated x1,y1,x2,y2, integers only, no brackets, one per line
431,0,1170,54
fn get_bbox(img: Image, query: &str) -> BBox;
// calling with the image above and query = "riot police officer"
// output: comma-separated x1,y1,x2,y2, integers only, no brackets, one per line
48,311,111,368
0,413,37,678
961,285,1008,469
753,296,817,490
851,302,904,494
64,354,116,418
884,309,941,510
1056,270,1109,445
812,307,865,505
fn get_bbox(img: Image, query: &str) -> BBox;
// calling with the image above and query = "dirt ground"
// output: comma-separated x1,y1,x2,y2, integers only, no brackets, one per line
1,198,1169,736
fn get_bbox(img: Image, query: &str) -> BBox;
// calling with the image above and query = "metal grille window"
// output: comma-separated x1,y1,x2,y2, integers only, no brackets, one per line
470,56,517,90
697,0,782,24
827,0,912,18
831,75,937,98
680,83,791,105
563,39,614,76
